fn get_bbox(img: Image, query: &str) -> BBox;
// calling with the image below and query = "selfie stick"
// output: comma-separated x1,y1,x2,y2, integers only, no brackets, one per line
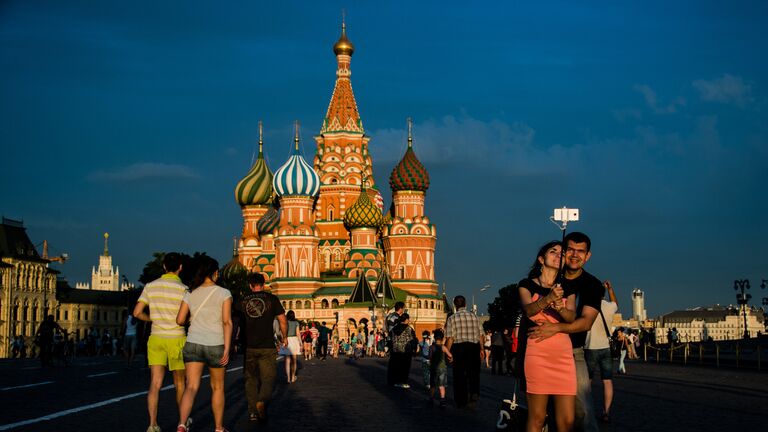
550,207,579,285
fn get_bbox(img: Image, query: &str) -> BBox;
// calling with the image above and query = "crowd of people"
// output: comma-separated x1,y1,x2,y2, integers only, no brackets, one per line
18,230,643,431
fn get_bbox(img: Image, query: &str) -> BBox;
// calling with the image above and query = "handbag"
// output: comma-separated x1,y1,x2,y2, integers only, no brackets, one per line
599,309,620,359
496,379,531,431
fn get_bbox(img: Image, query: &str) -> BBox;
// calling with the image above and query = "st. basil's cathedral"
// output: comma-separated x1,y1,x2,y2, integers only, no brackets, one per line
227,23,447,336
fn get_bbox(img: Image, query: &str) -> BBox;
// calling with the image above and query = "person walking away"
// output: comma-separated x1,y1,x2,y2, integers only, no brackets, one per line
238,272,287,423
391,313,418,388
491,329,505,375
386,301,406,385
123,309,139,369
175,256,232,432
445,295,484,408
284,310,301,383
317,321,330,360
519,241,578,432
309,323,319,358
133,252,189,432
419,331,432,389
527,232,605,432
36,315,64,367
428,329,453,409
584,280,619,423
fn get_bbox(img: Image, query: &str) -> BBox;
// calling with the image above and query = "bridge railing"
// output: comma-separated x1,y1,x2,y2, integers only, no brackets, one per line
642,336,766,371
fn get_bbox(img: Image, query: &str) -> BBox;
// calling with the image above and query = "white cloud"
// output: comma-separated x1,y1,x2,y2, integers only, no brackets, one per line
693,74,752,107
633,84,686,114
88,162,199,182
369,115,585,175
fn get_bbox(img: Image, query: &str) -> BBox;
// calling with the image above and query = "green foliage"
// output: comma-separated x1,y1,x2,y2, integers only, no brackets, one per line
138,251,211,288
486,283,521,331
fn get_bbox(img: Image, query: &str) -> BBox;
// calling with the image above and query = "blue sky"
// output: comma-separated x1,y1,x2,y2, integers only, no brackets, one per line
2,1,767,317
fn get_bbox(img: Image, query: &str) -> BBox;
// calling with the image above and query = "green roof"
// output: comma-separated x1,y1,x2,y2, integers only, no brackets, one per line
313,286,353,296
276,294,310,299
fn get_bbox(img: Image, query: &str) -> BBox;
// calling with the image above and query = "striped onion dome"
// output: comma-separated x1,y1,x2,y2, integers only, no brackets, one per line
344,187,383,230
235,122,273,206
273,126,321,198
256,205,280,236
389,119,430,192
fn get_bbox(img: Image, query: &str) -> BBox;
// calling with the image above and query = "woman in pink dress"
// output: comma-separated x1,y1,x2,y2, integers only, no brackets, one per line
518,241,577,432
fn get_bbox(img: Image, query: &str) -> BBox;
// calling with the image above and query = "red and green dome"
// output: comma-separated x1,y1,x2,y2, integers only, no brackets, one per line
389,146,429,192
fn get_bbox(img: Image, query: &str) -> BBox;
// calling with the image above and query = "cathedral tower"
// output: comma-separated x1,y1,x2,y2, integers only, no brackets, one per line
382,119,437,295
271,122,322,295
313,21,382,275
235,121,273,270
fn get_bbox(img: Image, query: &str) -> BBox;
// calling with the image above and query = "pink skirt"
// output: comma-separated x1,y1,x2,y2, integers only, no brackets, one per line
525,332,576,395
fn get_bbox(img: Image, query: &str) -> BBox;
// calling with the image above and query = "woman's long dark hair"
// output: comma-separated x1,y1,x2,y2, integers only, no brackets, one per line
527,240,562,279
191,255,219,290
287,310,296,321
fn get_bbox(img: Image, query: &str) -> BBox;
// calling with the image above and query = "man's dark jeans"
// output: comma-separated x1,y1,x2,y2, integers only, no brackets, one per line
317,339,328,359
450,342,481,407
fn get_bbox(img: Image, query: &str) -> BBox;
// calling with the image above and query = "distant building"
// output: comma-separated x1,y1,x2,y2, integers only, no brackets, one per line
75,233,133,291
656,306,765,342
632,288,647,321
0,217,59,358
55,280,128,343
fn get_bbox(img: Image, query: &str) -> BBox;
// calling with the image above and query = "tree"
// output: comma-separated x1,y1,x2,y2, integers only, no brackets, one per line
486,283,521,331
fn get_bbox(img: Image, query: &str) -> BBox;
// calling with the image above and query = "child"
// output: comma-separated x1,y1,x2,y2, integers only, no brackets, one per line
429,329,452,408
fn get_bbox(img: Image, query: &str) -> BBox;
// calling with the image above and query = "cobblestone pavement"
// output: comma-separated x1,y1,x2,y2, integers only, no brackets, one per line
1,355,766,431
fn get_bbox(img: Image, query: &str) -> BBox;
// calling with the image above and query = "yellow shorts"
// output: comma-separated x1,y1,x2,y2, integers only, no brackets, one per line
147,335,186,371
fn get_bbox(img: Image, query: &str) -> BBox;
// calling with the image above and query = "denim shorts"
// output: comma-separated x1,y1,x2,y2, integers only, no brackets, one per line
584,348,613,380
430,367,448,387
183,342,225,368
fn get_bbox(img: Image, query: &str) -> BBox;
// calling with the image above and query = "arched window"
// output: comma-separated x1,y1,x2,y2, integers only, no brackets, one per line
328,207,335,220
430,301,435,309
288,301,293,309
305,300,311,309
295,300,302,310
321,299,329,309
418,300,422,308
282,301,287,309
331,299,339,308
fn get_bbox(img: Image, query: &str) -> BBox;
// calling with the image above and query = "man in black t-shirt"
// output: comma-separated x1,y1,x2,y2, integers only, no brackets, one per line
239,273,287,423
528,232,605,432
317,322,330,360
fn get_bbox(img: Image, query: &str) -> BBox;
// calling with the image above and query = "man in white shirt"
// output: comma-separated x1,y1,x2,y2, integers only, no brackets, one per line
584,280,618,423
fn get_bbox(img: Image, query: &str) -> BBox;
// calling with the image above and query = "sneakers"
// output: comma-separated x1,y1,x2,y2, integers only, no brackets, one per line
147,426,161,432
249,413,259,422
185,417,193,431
394,383,411,389
176,425,187,432
255,401,267,423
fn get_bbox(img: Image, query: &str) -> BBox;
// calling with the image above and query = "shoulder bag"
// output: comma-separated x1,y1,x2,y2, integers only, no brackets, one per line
599,309,620,359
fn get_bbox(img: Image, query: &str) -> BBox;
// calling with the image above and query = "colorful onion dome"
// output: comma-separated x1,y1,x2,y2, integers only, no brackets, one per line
273,122,321,198
389,118,430,192
235,122,273,206
256,205,280,236
333,21,354,56
344,187,383,230
220,241,247,284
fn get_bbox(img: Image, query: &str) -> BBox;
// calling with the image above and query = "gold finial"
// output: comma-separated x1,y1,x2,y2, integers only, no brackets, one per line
258,120,263,155
333,11,354,56
294,120,300,151
103,232,109,256
407,117,413,148
232,237,238,256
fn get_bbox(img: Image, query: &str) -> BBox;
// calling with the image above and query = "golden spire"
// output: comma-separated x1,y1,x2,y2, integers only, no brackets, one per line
232,236,238,256
333,12,354,56
103,232,109,256
258,120,263,155
294,120,300,151
407,117,413,148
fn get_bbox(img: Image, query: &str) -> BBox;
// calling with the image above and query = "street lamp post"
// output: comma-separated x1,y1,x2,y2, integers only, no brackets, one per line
472,284,490,314
733,279,752,339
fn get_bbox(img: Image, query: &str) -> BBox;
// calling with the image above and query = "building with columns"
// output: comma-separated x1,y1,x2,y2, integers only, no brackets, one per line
231,23,447,336
0,217,59,358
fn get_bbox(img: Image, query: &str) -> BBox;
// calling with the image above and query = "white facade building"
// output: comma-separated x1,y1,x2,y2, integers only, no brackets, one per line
656,306,765,342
